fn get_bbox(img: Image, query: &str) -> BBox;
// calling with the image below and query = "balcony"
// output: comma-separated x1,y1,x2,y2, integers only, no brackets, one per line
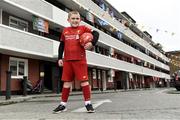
1,0,69,27
80,21,170,71
1,0,169,71
87,51,170,79
0,24,170,79
4,0,53,19
0,24,58,60
73,0,169,62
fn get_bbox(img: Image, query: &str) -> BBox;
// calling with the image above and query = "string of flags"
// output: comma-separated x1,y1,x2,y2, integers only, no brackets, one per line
81,0,177,38
76,0,179,68
136,24,175,36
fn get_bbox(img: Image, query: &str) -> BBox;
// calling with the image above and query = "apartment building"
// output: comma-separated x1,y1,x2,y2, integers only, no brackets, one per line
0,0,170,94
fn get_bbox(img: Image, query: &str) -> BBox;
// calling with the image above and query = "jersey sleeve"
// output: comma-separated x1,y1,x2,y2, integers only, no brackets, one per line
60,29,65,42
84,25,92,33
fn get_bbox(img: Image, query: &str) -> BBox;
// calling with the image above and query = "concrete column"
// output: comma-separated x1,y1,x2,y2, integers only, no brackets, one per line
133,74,137,89
102,70,107,90
121,72,128,90
166,79,170,88
109,47,114,57
150,81,153,88
126,72,129,90
142,76,145,88
139,75,142,89
0,8,2,24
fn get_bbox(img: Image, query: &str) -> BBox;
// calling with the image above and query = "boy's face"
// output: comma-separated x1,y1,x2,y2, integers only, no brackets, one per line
68,14,81,27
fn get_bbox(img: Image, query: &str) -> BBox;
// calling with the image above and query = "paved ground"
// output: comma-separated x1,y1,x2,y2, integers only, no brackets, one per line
0,88,180,120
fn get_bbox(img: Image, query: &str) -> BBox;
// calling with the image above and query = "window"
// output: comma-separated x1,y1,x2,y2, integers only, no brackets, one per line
9,16,28,31
9,57,28,79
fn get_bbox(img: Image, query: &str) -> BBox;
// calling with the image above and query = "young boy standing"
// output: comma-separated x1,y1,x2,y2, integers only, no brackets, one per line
53,11,99,113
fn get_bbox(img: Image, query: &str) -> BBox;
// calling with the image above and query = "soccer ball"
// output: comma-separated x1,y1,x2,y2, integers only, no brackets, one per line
79,32,93,46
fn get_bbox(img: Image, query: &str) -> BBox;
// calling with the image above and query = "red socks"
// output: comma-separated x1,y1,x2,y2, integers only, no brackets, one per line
82,85,91,101
61,85,91,103
61,87,70,102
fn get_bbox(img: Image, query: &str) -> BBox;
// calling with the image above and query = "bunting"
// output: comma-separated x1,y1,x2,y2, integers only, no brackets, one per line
137,24,176,36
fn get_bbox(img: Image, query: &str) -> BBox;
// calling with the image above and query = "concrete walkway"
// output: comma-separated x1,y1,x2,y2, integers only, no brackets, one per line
1,88,172,106
0,90,118,106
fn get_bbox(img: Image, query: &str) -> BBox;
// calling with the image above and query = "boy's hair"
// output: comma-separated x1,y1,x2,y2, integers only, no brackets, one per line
68,11,80,19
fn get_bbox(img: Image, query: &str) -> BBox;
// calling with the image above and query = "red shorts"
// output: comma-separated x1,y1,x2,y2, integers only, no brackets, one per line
61,60,88,81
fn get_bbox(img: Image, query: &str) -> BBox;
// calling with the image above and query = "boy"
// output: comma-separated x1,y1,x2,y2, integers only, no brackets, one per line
53,11,99,113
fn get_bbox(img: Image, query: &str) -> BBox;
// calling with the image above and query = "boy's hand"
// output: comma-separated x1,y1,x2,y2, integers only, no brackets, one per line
84,42,93,50
58,59,63,66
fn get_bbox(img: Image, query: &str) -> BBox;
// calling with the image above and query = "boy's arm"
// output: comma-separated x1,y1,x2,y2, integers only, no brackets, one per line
91,30,99,46
58,41,64,60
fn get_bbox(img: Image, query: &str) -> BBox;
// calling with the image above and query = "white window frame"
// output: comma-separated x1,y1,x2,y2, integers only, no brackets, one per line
9,57,28,79
9,16,28,31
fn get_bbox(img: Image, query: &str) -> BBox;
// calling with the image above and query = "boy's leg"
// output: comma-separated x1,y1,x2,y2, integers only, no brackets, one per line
72,60,94,112
53,82,72,113
53,60,74,113
81,81,95,113
81,81,91,102
61,82,72,105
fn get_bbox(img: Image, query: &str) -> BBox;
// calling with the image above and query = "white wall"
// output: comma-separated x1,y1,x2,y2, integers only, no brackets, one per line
0,24,53,57
86,51,170,79
6,0,53,19
0,8,2,24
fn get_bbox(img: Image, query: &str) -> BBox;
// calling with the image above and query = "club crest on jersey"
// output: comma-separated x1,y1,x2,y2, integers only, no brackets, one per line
76,34,79,39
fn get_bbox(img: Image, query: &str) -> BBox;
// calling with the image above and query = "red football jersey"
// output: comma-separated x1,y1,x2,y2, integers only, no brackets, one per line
60,25,92,60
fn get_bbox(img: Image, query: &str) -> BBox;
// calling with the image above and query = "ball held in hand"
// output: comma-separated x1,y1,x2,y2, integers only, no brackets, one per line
79,32,93,46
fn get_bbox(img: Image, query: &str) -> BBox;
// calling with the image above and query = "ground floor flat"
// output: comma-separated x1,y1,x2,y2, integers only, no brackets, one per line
0,54,170,95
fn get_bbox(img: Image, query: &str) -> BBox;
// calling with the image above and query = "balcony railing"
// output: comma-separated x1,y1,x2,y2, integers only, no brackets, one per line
74,0,169,62
6,0,53,19
1,0,170,71
0,24,170,79
0,24,54,58
87,51,170,79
